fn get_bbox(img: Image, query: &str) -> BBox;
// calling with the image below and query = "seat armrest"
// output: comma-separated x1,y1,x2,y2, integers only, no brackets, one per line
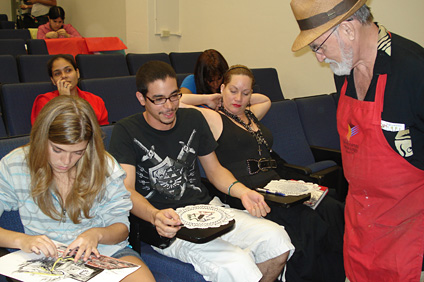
310,145,342,166
282,163,312,175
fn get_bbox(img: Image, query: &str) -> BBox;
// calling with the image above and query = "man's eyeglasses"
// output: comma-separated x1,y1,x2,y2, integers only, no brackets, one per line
310,26,338,55
145,92,182,105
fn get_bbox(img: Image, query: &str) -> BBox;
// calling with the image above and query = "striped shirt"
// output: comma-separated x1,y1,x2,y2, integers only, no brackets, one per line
0,147,132,255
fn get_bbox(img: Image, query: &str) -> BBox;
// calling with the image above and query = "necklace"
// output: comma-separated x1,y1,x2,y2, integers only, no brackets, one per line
220,107,271,156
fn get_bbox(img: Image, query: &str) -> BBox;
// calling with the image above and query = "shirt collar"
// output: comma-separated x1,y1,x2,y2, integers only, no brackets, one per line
374,23,392,75
377,23,391,56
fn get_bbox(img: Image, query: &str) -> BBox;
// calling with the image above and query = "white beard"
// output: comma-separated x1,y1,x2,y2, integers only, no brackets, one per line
325,37,353,76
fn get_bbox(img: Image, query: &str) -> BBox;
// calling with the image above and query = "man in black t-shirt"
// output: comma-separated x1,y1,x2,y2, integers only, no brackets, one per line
109,61,294,282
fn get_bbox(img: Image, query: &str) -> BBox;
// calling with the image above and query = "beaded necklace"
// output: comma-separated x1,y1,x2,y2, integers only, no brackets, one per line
220,106,271,156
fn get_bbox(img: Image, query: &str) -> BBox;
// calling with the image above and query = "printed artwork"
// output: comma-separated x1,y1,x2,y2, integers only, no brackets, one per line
0,245,139,282
176,205,234,229
134,129,202,199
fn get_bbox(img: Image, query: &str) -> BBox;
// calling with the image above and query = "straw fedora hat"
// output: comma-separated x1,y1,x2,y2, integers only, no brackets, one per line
290,0,367,52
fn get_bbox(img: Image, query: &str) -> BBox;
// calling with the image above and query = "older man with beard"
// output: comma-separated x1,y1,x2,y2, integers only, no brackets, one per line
290,1,424,282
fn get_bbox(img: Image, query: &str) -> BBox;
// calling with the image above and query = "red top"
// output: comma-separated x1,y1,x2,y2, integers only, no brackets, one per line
31,87,109,125
37,23,82,39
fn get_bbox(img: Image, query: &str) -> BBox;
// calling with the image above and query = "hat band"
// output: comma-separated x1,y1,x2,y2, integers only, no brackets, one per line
297,0,358,30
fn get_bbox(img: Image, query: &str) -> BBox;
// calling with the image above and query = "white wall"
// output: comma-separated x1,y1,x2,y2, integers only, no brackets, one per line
0,0,12,20
5,0,424,99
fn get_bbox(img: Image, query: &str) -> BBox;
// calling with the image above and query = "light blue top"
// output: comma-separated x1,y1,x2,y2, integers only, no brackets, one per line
181,74,197,93
0,147,132,255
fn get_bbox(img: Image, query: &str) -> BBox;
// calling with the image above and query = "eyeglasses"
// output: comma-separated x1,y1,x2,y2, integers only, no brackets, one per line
310,26,338,55
145,92,182,105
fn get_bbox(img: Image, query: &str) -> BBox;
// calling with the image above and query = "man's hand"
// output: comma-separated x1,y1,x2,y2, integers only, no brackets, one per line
240,189,271,217
153,208,182,238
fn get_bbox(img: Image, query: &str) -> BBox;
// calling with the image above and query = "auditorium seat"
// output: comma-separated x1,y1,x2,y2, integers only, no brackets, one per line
0,116,7,138
126,53,171,75
251,68,285,102
76,54,129,79
0,21,15,29
294,94,340,150
0,29,31,40
169,51,202,74
0,39,26,57
17,54,54,82
261,100,342,192
1,82,56,136
0,55,19,84
26,39,49,54
80,76,142,123
176,73,191,88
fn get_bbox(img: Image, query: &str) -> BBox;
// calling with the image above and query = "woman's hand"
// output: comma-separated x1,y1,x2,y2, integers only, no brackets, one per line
240,189,271,217
64,228,101,262
18,234,58,258
205,93,222,110
45,31,59,39
57,29,69,38
56,78,72,95
153,208,182,238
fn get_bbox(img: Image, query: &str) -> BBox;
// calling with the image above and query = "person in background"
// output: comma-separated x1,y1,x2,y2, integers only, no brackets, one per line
37,6,82,39
108,60,294,282
290,0,424,281
31,54,108,126
181,64,345,282
180,49,229,97
20,0,57,27
0,95,156,282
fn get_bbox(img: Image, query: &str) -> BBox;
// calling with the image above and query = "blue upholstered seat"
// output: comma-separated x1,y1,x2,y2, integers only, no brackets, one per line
126,53,171,75
169,51,202,74
76,54,130,79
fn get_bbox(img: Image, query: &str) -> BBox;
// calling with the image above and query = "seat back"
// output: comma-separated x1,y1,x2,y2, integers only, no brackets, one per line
101,124,114,150
0,116,7,138
251,68,284,102
126,53,171,75
26,39,48,54
294,94,340,150
0,39,26,57
169,51,202,74
1,82,56,136
176,73,191,88
0,55,19,84
17,54,54,82
0,29,31,40
76,54,129,79
260,100,316,167
0,15,7,22
0,21,15,29
80,76,142,123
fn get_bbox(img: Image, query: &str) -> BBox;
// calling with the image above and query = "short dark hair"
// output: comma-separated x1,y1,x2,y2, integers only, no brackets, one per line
47,54,77,78
48,6,65,20
194,49,229,94
136,61,177,96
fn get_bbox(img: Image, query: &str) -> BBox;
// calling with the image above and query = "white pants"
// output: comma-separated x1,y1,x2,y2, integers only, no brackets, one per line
154,198,295,282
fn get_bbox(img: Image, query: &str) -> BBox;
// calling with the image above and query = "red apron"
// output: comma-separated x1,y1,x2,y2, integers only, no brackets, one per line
337,74,424,282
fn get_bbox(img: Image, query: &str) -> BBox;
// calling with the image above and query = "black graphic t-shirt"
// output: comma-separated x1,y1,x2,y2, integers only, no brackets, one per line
109,108,214,210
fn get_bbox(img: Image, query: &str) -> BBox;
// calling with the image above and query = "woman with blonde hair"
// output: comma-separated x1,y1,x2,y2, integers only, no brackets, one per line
0,95,155,282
